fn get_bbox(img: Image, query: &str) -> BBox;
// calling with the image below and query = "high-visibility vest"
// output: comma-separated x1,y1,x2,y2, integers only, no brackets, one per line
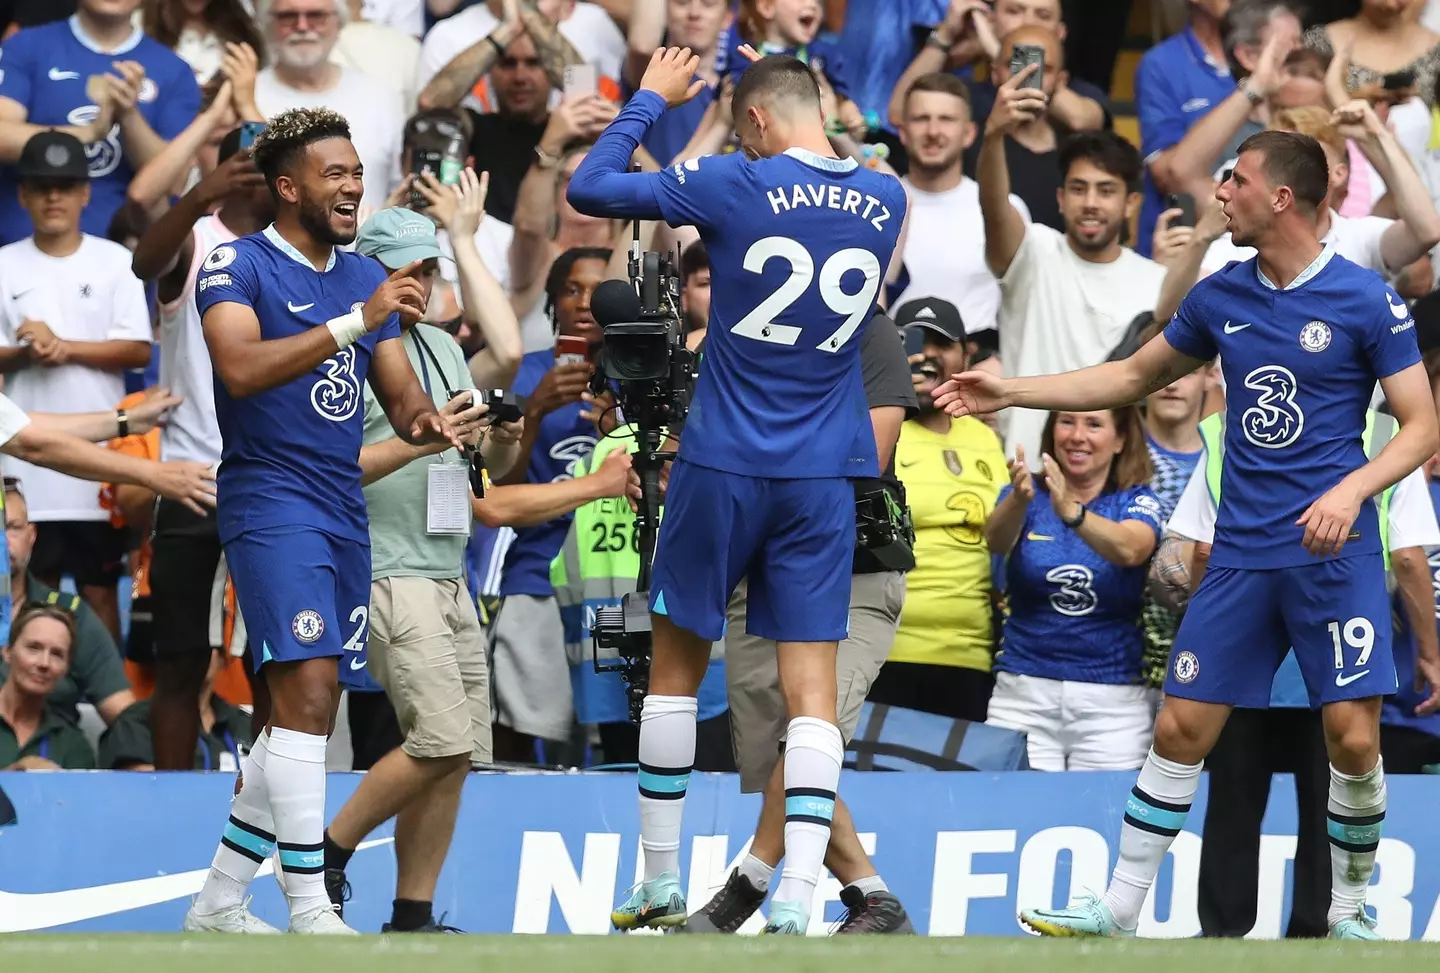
1198,409,1397,567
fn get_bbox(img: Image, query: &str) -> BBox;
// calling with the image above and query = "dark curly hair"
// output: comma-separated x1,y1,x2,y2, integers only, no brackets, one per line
250,107,352,196
544,246,612,331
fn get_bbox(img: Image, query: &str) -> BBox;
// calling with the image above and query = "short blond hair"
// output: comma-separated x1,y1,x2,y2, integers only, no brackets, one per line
1270,105,1346,158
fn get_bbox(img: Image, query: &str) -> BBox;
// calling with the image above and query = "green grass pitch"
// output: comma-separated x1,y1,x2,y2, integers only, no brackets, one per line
0,935,1434,973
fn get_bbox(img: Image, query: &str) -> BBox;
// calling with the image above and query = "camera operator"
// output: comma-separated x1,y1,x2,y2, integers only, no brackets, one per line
490,245,611,763
684,308,919,935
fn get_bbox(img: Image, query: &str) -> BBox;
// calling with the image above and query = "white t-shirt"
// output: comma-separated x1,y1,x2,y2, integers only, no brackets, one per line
1168,453,1440,550
895,176,1030,335
1201,209,1394,277
361,0,424,37
997,224,1169,463
415,2,627,112
255,67,405,217
158,214,234,468
0,236,152,521
436,215,514,296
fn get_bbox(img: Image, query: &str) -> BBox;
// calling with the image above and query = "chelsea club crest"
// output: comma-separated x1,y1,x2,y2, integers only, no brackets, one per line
1299,321,1331,353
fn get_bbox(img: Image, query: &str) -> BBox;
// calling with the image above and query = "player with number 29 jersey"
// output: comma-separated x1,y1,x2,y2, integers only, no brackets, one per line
568,86,906,644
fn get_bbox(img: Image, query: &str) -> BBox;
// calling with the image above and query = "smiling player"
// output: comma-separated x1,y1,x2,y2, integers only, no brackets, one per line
933,130,1437,941
181,107,470,935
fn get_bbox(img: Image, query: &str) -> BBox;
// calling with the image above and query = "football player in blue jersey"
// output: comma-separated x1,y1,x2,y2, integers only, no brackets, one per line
182,108,476,936
567,47,907,935
935,130,1439,941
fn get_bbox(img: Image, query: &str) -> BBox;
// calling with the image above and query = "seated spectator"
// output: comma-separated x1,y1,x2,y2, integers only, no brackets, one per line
984,407,1161,771
0,0,202,245
99,647,252,770
143,0,267,84
873,297,1007,723
729,0,866,138
0,132,156,643
416,0,625,114
0,479,134,727
0,603,96,769
253,0,403,216
893,72,1030,338
621,0,728,166
888,0,1109,144
332,0,423,115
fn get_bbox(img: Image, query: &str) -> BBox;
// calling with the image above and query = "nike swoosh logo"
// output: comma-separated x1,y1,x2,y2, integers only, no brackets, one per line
287,301,315,313
899,460,919,468
1223,321,1251,334
11,288,33,300
1389,296,1411,320
350,657,366,671
48,68,79,81
1027,532,1054,541
1335,670,1370,688
0,836,393,932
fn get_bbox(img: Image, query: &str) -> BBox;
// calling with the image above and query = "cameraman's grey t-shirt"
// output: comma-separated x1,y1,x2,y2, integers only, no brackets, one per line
858,310,919,486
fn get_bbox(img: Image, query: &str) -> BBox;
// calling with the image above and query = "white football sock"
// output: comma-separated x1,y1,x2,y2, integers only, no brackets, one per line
737,853,775,893
266,726,329,917
1327,758,1386,928
1101,748,1202,931
195,729,273,914
774,717,843,909
848,874,887,897
637,694,696,882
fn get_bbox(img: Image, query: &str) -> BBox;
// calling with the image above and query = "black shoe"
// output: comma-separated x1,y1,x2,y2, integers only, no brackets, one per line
675,869,767,934
381,913,464,934
324,869,351,920
833,887,915,935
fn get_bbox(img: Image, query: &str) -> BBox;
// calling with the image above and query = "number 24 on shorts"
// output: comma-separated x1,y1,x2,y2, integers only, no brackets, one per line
1329,616,1375,670
731,236,882,352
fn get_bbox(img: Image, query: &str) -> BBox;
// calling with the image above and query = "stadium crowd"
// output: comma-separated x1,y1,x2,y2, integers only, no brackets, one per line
3,0,1440,936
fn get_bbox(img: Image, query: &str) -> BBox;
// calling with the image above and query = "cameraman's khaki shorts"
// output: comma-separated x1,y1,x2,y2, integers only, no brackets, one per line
725,571,904,792
366,576,492,764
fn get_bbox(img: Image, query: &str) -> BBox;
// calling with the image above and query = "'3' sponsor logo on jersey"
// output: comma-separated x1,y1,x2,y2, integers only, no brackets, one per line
1242,365,1304,450
1046,563,1097,617
311,347,361,422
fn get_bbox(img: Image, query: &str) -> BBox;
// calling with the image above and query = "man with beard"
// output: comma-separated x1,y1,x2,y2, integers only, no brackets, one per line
182,107,474,935
253,0,404,216
868,297,1007,722
893,72,1029,342
979,56,1168,464
129,126,274,770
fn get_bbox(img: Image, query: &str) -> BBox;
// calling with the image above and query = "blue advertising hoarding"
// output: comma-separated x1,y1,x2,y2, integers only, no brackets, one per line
2,770,1438,938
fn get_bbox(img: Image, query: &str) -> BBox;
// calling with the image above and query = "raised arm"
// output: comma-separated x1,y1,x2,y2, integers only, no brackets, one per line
935,330,1208,418
126,83,236,215
978,67,1041,277
518,0,587,89
624,0,667,88
416,10,524,110
1333,100,1440,273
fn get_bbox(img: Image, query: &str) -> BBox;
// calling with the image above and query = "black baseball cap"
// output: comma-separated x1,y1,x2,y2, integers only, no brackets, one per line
894,296,965,342
17,131,88,183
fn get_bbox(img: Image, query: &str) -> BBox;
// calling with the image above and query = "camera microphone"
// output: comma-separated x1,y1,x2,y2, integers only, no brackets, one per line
592,278,642,328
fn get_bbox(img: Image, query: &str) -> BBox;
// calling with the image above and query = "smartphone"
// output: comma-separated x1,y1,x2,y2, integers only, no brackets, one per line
1009,44,1045,91
556,334,590,365
1165,192,1196,228
238,120,267,150
902,326,927,359
563,63,598,102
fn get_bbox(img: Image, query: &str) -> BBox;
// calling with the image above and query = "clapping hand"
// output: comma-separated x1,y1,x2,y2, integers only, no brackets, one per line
1041,452,1080,522
1008,444,1034,502
416,167,490,240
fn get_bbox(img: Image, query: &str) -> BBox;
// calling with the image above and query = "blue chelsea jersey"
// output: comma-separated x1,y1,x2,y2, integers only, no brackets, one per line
194,227,401,546
650,148,906,480
1164,248,1422,570
998,484,1163,685
0,17,200,244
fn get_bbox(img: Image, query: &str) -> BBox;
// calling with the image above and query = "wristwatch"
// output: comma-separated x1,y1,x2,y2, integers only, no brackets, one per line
533,144,562,170
1239,76,1265,105
1061,502,1087,529
926,28,954,52
116,409,129,438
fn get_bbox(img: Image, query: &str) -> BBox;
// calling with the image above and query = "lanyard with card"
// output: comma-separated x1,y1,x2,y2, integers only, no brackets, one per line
410,330,487,534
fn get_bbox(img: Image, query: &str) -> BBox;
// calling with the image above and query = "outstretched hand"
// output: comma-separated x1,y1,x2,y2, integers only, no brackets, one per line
931,369,1012,418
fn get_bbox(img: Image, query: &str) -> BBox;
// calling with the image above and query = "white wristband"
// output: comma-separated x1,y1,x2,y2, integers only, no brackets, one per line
326,309,368,350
